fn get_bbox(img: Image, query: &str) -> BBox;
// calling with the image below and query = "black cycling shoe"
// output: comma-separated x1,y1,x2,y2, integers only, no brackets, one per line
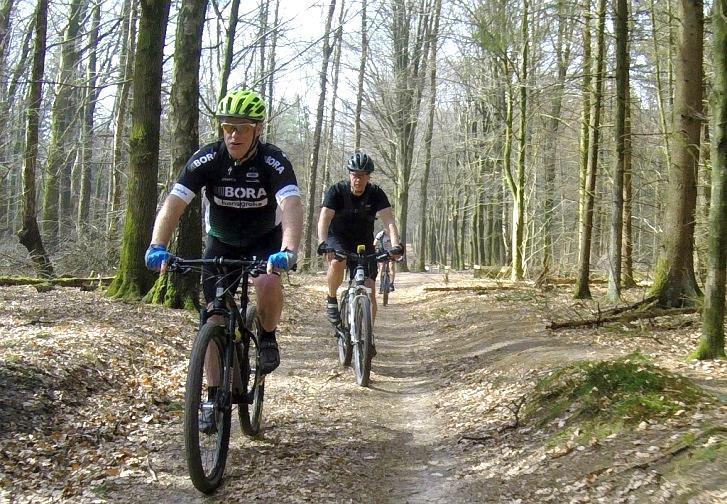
325,299,341,326
258,336,280,374
199,402,217,435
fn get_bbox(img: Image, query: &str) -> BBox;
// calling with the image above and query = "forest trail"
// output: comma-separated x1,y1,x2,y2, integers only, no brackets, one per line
0,272,725,503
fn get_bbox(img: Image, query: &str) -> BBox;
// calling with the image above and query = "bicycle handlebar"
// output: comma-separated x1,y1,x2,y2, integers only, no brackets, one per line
319,248,391,263
167,256,269,275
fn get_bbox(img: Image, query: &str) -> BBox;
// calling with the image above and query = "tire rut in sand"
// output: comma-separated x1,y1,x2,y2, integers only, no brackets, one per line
360,277,457,503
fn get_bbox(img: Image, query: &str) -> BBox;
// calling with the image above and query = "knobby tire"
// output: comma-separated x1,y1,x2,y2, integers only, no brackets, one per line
337,292,353,366
184,322,231,494
239,305,265,436
352,295,373,387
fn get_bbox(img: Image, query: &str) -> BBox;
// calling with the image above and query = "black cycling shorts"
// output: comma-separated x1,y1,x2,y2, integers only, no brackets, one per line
325,234,378,281
202,226,282,303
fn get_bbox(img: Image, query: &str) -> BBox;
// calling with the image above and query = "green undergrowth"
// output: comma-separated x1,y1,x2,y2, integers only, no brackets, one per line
525,352,709,432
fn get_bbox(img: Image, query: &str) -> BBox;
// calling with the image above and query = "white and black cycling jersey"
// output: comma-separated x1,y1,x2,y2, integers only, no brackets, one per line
171,140,300,247
375,230,392,250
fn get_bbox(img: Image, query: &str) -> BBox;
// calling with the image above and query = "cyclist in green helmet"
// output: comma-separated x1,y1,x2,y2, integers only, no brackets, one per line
145,88,303,425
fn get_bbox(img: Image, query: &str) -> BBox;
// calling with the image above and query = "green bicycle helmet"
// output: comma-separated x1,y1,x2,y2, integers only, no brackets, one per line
216,88,267,121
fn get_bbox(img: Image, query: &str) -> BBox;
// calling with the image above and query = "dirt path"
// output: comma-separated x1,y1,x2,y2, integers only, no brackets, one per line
1,272,725,503
99,272,470,503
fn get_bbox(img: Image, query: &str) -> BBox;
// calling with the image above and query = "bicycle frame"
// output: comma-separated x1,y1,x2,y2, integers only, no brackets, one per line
171,257,268,401
333,247,389,346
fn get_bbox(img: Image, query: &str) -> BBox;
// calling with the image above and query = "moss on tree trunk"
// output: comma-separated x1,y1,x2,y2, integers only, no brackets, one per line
108,0,171,300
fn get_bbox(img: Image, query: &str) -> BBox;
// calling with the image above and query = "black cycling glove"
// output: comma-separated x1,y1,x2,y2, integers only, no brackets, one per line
316,241,330,255
390,244,405,256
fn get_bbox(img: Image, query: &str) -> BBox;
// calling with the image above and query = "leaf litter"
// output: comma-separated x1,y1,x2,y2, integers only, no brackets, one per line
0,273,725,503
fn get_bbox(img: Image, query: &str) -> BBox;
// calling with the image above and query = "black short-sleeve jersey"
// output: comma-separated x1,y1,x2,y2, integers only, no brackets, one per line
171,140,300,247
322,181,391,246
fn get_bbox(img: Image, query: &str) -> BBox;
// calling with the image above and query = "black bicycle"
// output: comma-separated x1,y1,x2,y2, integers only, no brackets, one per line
167,256,268,494
320,245,389,386
378,256,393,306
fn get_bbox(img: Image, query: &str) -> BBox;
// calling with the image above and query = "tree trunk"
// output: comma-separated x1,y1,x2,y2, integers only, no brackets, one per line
622,76,636,288
542,0,572,279
301,0,336,269
353,0,367,150
108,0,171,300
17,0,53,278
502,59,516,267
0,9,30,158
147,0,208,309
415,0,441,272
608,0,629,301
0,0,14,72
650,0,672,171
265,0,280,141
257,0,269,97
42,0,85,245
391,0,433,272
696,0,727,360
577,0,592,250
77,1,100,233
511,0,529,281
321,1,345,200
108,0,138,242
218,0,240,101
574,0,606,299
649,0,704,307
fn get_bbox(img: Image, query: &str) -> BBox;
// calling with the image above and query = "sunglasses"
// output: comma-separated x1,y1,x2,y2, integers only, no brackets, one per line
220,122,257,135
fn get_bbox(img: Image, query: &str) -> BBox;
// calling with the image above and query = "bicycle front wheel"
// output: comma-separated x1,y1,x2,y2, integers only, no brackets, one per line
239,305,265,436
352,295,373,387
381,270,390,306
185,322,232,494
337,292,352,366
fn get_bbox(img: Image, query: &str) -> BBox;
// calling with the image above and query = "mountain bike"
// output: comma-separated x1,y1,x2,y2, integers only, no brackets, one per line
167,256,268,494
321,245,389,386
378,256,392,306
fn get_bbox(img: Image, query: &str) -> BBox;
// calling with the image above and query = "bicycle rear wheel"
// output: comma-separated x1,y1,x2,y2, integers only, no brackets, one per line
239,305,265,436
337,292,352,366
352,295,373,387
184,322,231,494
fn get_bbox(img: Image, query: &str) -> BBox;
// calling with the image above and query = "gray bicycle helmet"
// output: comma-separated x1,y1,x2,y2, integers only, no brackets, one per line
347,152,375,173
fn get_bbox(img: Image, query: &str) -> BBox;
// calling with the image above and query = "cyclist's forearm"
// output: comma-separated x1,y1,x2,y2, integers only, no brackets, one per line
388,225,401,247
317,207,335,244
150,195,187,246
379,209,401,247
280,196,303,251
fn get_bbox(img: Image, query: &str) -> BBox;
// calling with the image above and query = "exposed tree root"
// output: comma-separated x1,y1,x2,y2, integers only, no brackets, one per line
547,307,698,330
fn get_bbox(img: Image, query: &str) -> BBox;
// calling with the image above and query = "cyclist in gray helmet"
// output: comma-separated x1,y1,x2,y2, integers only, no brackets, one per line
317,151,404,336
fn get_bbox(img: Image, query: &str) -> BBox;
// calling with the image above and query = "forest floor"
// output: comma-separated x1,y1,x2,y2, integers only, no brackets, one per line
0,272,725,503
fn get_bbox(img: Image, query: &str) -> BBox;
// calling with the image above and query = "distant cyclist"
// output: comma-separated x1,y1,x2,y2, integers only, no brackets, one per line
317,152,404,331
374,229,402,291
144,88,303,379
